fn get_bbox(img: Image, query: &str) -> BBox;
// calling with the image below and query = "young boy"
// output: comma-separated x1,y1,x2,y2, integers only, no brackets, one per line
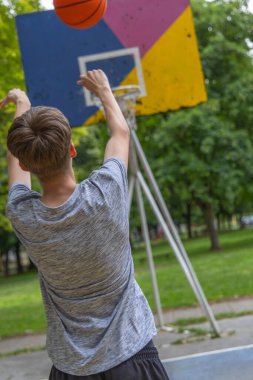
2,70,170,379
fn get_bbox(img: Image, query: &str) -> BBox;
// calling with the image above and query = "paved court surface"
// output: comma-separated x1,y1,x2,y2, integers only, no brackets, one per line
1,351,51,380
163,345,253,380
2,343,253,380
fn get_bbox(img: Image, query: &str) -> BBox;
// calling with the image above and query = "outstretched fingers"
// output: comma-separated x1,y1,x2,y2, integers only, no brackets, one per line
0,97,9,109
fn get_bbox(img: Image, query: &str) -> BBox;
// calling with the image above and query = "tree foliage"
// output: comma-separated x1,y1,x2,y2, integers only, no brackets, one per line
0,0,42,232
136,0,253,250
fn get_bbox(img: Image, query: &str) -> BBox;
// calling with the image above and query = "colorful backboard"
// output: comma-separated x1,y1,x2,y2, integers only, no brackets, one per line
16,0,207,127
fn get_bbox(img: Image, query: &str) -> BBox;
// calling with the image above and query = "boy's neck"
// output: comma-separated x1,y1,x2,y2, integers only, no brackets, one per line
40,169,77,207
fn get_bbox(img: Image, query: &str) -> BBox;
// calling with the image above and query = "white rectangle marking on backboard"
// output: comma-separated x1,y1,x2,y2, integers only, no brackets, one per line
78,47,146,106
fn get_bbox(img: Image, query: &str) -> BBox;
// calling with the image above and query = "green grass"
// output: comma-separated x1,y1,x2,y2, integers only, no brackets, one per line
0,346,46,359
1,228,253,338
173,310,253,327
0,272,46,338
134,228,253,310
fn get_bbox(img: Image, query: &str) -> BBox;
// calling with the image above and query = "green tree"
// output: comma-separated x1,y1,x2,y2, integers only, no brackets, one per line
0,0,42,231
137,0,253,250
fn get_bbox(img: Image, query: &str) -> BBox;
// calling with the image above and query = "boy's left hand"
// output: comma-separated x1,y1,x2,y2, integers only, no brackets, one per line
0,89,31,109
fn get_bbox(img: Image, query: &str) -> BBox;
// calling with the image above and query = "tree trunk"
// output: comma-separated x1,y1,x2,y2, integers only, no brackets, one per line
4,251,9,276
15,241,23,274
185,202,192,239
0,253,3,274
227,216,232,230
217,213,221,232
239,213,244,229
201,202,220,251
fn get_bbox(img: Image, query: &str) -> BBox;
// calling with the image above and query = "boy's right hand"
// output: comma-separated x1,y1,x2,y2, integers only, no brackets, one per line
77,69,112,98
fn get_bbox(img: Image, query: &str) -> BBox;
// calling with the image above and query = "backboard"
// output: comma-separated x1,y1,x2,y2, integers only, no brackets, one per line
16,0,207,127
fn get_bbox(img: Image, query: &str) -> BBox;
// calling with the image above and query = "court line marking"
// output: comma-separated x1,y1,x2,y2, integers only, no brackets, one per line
162,344,253,363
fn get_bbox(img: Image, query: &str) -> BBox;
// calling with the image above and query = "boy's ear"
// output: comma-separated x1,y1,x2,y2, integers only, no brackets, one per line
19,162,29,172
70,143,77,158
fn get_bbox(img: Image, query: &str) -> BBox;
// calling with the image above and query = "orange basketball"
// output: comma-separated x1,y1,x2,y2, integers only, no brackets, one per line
53,0,107,29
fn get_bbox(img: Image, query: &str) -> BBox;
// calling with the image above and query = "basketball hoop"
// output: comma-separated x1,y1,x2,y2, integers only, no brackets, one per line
91,85,141,130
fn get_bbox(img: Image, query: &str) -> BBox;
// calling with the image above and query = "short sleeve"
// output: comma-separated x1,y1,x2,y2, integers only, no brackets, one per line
8,183,31,202
102,157,128,195
87,157,128,211
6,184,34,242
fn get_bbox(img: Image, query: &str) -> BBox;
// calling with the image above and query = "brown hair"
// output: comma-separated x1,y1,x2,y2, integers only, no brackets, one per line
7,106,72,179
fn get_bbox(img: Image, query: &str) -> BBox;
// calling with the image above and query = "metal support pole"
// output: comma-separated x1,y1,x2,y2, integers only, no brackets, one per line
131,129,220,335
128,141,170,329
135,178,172,331
128,175,135,215
131,129,184,240
137,171,220,336
131,128,201,263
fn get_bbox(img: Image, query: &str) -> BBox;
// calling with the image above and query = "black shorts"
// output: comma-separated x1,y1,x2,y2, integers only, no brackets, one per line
49,340,170,380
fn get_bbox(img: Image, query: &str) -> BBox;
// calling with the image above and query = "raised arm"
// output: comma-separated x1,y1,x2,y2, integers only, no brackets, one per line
77,70,130,169
0,89,31,189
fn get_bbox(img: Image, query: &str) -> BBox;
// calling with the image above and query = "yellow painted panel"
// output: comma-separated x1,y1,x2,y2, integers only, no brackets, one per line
122,6,207,115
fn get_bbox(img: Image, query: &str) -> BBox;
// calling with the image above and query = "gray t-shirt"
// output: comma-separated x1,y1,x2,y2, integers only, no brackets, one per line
6,157,156,376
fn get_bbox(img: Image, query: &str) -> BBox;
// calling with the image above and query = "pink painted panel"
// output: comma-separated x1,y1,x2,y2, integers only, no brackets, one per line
104,0,189,56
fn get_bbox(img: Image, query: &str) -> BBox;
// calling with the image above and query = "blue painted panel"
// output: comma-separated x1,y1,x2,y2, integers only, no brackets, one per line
15,10,134,127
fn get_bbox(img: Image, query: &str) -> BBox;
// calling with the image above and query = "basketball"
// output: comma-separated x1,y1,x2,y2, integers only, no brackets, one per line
53,0,107,29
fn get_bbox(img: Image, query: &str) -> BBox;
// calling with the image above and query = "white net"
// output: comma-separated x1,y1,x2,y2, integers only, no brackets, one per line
113,86,140,129
92,85,141,129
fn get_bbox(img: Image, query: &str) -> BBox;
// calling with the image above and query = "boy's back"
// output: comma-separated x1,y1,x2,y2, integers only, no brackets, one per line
6,157,156,375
